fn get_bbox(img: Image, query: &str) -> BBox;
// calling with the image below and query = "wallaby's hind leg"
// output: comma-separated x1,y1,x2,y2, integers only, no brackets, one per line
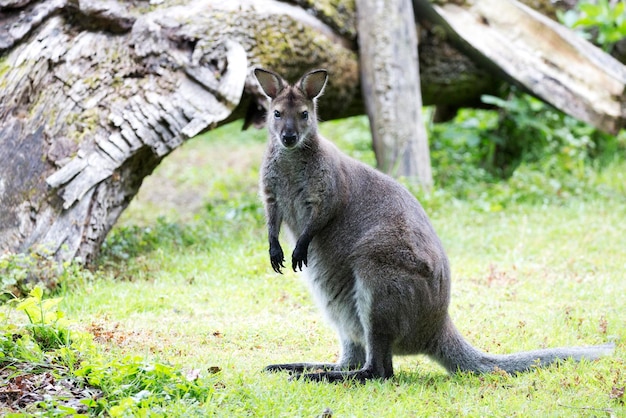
337,338,366,370
299,333,394,383
297,274,395,383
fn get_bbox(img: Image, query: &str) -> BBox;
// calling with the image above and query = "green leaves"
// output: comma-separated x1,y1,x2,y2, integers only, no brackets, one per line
16,287,63,325
74,355,215,416
2,286,71,359
427,87,625,210
1,287,216,415
558,0,626,51
0,250,94,302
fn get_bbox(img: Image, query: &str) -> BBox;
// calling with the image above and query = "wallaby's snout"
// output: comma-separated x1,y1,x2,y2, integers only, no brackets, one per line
280,120,299,148
281,132,298,148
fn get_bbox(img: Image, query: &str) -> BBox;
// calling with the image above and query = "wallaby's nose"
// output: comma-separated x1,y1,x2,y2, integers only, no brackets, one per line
281,131,298,147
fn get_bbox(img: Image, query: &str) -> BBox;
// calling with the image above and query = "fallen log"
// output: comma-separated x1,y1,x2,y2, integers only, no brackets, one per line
413,0,626,134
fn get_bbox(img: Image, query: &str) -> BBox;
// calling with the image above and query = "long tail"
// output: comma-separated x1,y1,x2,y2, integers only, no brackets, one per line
429,316,615,374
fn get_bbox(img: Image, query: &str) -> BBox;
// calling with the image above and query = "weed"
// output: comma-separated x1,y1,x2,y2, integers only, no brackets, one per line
558,0,626,52
1,286,219,416
0,249,94,301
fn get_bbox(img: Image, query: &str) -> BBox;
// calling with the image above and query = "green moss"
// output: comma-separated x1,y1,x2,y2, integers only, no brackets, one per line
246,14,359,114
190,7,357,118
0,56,10,80
294,0,357,39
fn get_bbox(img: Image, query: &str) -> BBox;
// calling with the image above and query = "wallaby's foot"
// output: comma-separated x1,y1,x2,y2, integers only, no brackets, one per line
266,363,390,383
297,367,389,384
264,362,337,374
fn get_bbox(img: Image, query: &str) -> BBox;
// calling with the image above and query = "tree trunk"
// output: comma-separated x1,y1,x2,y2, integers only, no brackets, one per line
357,0,433,188
1,0,624,264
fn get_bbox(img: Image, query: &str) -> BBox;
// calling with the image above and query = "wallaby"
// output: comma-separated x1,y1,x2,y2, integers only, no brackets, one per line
254,68,614,382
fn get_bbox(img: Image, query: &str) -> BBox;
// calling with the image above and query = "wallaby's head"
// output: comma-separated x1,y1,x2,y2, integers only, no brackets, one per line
254,68,328,149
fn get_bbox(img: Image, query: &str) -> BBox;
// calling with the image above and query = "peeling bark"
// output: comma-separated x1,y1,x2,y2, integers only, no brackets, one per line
413,0,626,134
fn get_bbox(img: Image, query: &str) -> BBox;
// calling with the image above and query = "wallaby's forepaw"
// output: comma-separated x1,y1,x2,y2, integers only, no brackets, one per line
269,244,285,274
292,244,308,272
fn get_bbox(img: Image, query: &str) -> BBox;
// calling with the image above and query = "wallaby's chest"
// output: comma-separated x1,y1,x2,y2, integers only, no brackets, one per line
262,153,318,230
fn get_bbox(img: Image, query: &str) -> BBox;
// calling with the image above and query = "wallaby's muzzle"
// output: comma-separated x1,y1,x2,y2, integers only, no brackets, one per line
281,131,298,148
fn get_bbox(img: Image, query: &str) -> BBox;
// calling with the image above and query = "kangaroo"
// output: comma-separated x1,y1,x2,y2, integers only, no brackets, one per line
254,68,614,383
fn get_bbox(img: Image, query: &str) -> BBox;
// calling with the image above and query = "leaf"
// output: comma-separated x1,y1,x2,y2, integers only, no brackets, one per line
572,16,600,27
30,286,44,301
481,95,509,109
109,398,136,417
41,297,62,313
614,3,625,21
560,10,581,28
131,389,152,402
16,298,37,313
154,362,174,377
56,405,79,415
578,4,601,17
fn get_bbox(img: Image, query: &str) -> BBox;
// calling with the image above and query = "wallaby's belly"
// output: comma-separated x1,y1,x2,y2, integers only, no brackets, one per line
303,229,449,354
303,240,367,345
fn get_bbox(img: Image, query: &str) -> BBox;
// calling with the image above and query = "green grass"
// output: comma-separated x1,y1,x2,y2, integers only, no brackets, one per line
3,118,626,416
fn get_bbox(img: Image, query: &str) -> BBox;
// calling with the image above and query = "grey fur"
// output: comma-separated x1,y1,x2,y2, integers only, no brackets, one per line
254,68,614,383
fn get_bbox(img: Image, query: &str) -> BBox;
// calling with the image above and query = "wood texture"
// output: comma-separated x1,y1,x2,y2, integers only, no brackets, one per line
357,0,433,187
413,0,626,134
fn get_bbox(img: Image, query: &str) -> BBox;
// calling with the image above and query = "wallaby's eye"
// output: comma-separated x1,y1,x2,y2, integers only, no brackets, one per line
301,111,309,120
274,110,281,119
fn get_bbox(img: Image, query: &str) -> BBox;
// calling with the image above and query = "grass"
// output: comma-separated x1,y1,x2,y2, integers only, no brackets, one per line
3,117,626,416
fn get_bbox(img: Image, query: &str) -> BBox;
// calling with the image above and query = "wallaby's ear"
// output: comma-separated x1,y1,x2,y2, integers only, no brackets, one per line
254,68,285,99
299,69,328,100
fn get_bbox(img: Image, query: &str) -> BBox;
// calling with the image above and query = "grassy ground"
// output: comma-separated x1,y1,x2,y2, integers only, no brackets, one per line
8,118,626,416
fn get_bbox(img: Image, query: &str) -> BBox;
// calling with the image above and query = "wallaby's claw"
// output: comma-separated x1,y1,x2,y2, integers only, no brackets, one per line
292,259,305,272
269,243,285,274
271,257,285,274
264,364,285,373
291,243,308,272
265,362,338,375
291,252,307,272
